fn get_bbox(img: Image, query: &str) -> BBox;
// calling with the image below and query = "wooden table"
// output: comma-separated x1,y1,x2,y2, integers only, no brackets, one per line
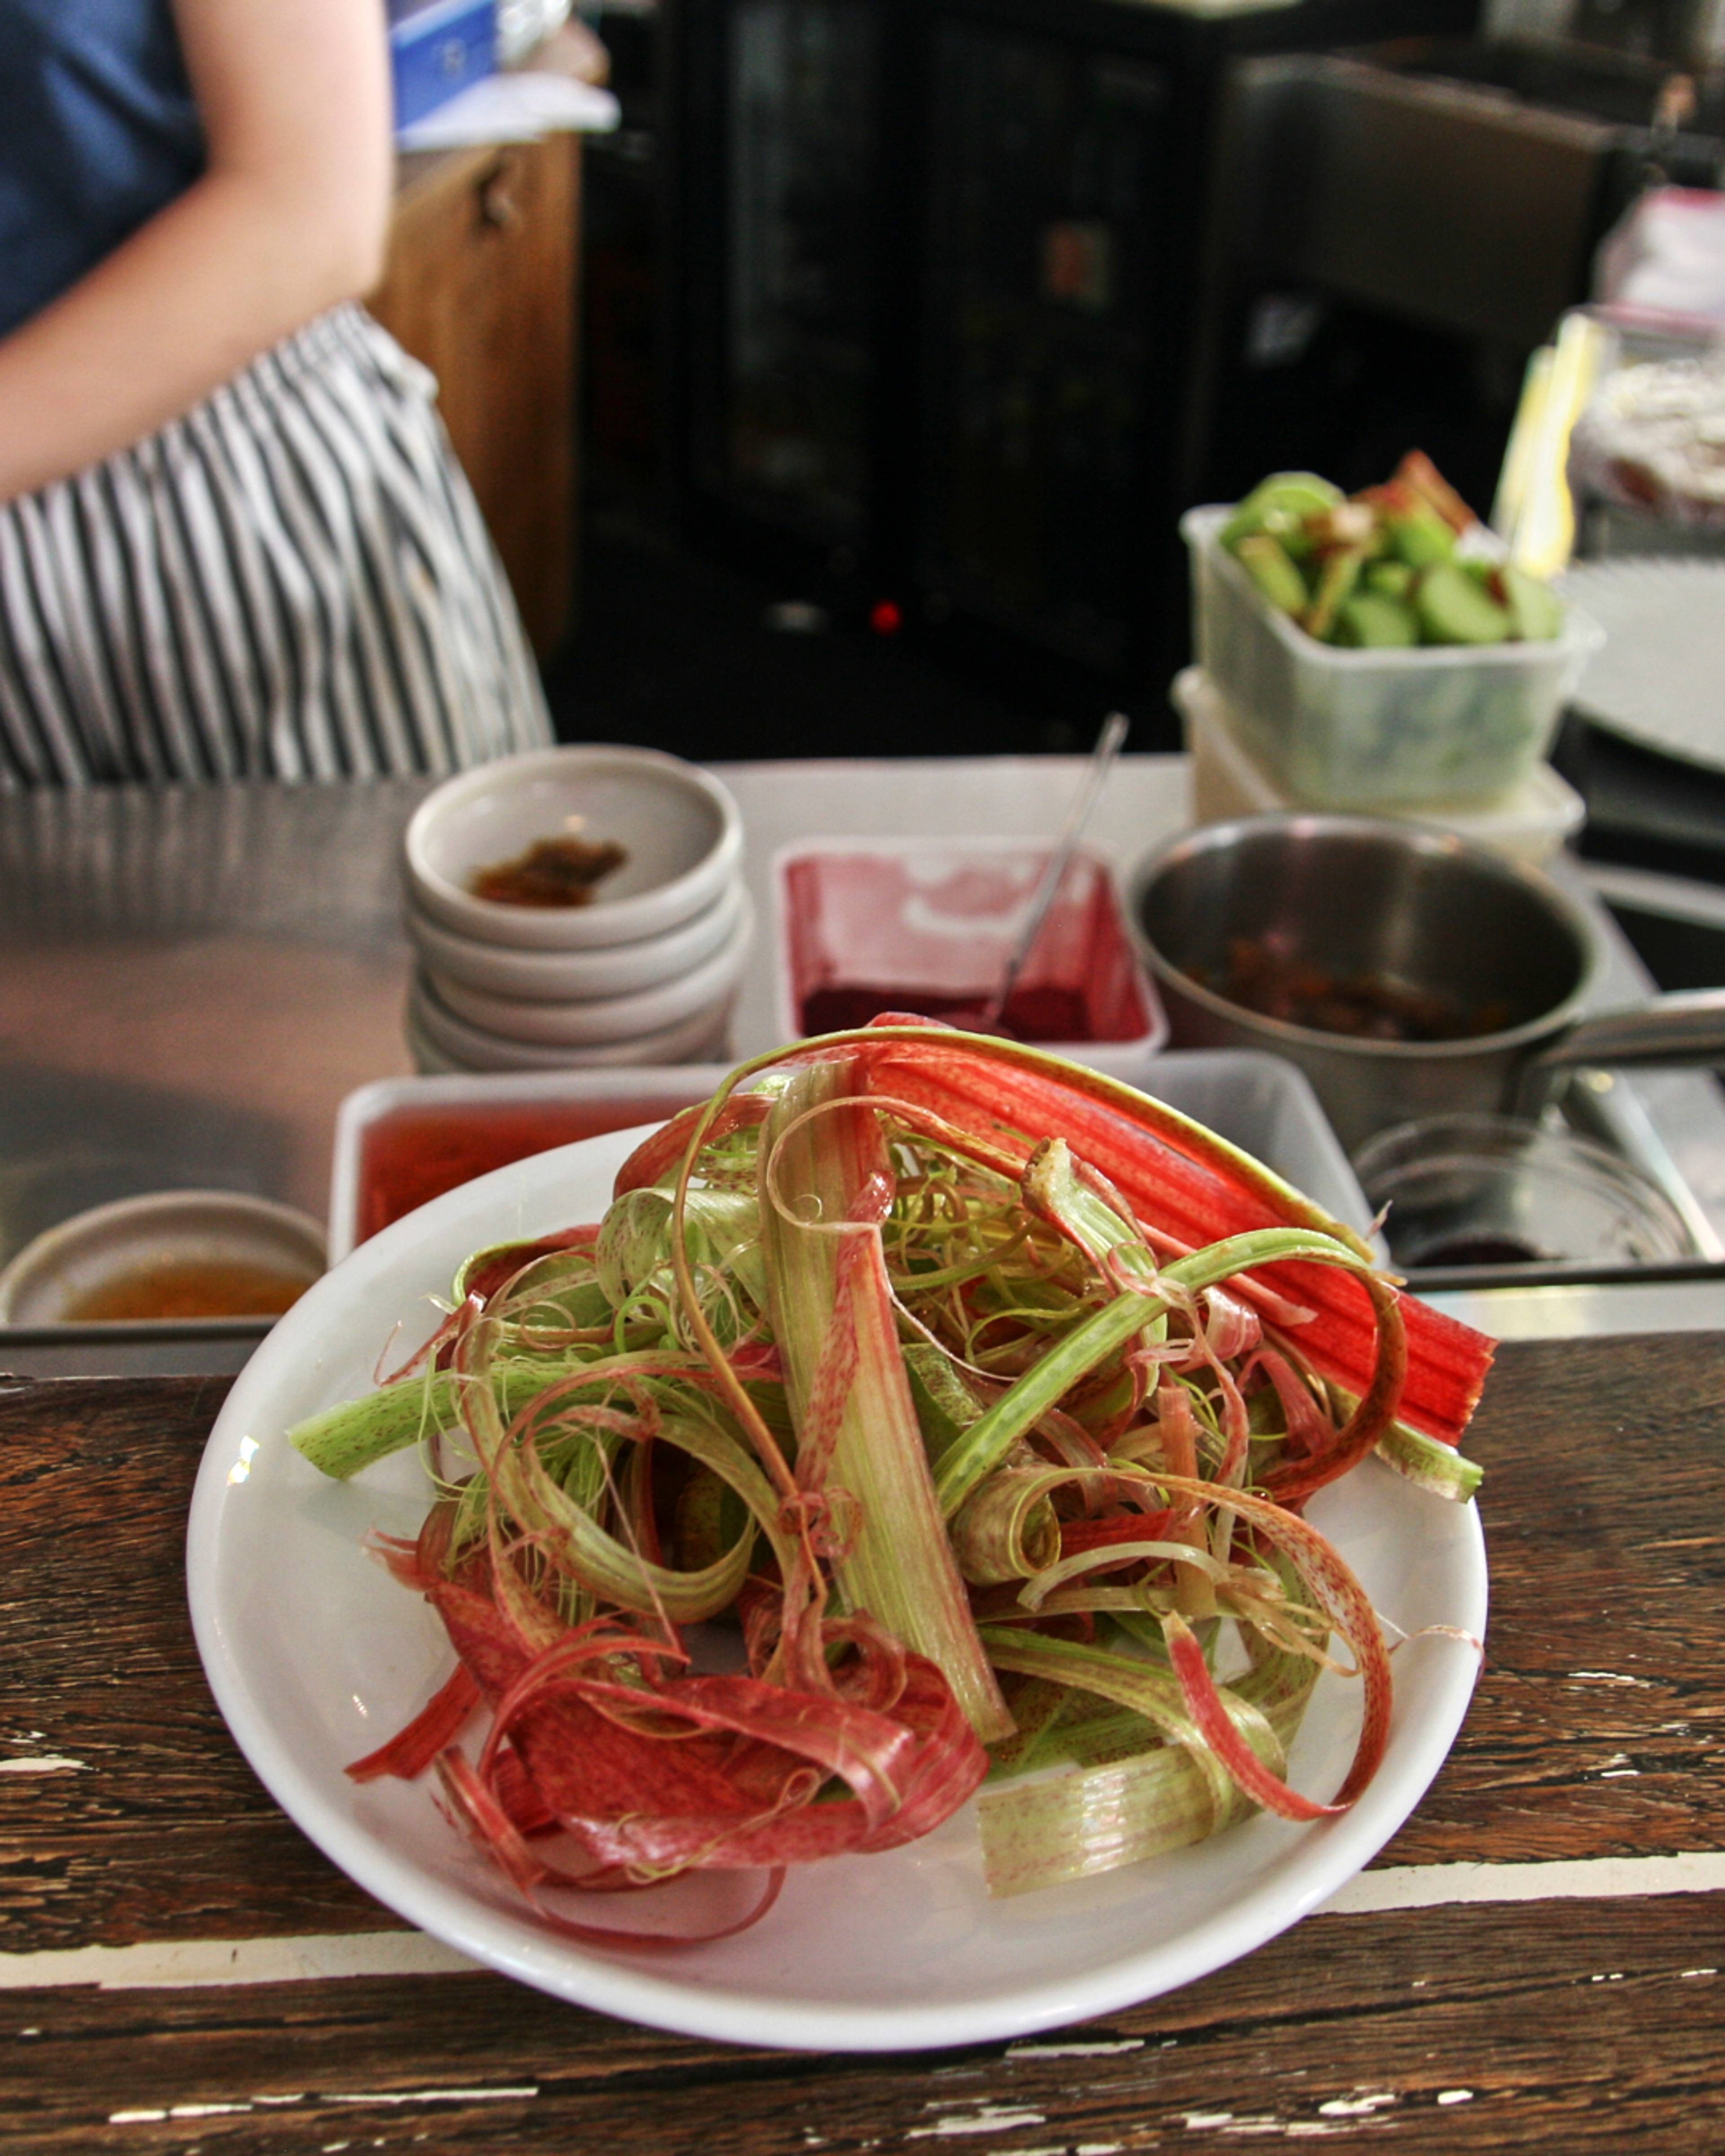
6,1333,1723,2151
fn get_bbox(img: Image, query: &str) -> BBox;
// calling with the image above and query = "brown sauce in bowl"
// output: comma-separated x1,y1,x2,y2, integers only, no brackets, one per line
470,835,627,908
1205,938,1510,1043
64,1260,312,1323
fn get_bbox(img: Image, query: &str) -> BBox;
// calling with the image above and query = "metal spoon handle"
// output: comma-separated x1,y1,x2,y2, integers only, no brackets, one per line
982,711,1130,1029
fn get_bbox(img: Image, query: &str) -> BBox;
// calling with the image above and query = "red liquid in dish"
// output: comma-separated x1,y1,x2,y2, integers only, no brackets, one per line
356,1096,707,1244
799,983,1094,1041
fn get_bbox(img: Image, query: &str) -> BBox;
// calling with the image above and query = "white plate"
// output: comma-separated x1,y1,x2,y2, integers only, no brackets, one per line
1557,558,1725,771
188,1125,1487,2053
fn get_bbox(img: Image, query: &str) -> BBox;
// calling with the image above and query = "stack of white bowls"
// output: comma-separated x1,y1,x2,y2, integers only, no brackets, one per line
401,746,752,1073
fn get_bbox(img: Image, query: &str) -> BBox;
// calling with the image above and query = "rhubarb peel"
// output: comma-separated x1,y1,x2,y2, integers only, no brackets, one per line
291,1022,1489,1940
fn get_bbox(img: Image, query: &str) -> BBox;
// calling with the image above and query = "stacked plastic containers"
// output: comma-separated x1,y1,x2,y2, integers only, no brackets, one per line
400,747,752,1073
1178,506,1600,862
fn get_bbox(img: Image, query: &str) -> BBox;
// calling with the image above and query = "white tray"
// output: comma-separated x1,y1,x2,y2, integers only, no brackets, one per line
327,1049,1371,1263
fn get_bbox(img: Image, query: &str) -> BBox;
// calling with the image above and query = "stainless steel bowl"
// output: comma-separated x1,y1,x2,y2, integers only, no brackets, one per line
1129,814,1725,1154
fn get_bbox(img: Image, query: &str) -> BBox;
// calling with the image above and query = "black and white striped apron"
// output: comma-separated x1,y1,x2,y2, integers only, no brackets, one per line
0,304,554,786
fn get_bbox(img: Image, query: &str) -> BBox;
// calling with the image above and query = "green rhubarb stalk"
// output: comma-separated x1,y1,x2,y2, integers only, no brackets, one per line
491,1409,761,1625
760,1057,1013,1743
975,1627,1282,1895
902,1339,987,1468
289,1343,722,1481
948,1465,1062,1586
933,1225,1377,1519
291,1358,590,1479
1375,1420,1484,1499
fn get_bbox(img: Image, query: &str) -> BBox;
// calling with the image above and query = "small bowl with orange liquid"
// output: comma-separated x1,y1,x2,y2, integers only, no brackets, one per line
0,1191,327,1329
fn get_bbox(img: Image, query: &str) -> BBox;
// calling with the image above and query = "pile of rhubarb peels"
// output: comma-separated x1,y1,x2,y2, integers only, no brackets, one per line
292,1025,1491,1938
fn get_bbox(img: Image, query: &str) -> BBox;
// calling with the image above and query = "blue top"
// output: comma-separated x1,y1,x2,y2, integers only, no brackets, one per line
0,0,205,338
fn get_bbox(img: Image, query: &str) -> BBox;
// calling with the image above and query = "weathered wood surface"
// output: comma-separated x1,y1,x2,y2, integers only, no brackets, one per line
4,1338,1725,2151
0,1374,387,1950
6,1899,1723,2152
1387,1330,1725,1864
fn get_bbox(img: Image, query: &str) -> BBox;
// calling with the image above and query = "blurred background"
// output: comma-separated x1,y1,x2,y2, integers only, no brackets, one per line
402,0,1719,760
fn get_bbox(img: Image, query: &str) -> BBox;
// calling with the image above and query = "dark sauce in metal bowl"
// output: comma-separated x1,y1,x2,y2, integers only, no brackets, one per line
1203,937,1511,1043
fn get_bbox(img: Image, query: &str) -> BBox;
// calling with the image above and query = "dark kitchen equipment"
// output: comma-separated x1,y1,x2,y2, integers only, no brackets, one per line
1199,15,1724,517
661,0,1480,731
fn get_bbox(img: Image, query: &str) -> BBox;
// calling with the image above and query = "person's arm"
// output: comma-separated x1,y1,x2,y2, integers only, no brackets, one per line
0,0,394,502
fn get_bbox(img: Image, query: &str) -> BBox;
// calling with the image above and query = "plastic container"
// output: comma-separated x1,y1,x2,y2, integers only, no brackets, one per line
1181,505,1604,809
1175,667,1586,864
774,839,1166,1084
327,1051,1369,1264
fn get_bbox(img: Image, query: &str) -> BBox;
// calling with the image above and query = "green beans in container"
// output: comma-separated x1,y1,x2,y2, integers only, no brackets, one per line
1181,463,1604,811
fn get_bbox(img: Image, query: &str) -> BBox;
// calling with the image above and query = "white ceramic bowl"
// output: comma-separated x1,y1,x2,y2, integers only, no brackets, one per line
402,1010,472,1077
427,893,754,1046
0,1190,327,1325
403,747,744,952
408,974,737,1073
404,874,747,1004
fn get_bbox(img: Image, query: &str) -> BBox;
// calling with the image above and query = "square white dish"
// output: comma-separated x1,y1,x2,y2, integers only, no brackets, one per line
327,1050,1371,1263
774,837,1168,1085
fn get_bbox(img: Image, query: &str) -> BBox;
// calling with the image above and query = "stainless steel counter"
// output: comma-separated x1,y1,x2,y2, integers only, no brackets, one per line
4,762,1724,1367
0,759,1205,1270
0,781,426,1264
